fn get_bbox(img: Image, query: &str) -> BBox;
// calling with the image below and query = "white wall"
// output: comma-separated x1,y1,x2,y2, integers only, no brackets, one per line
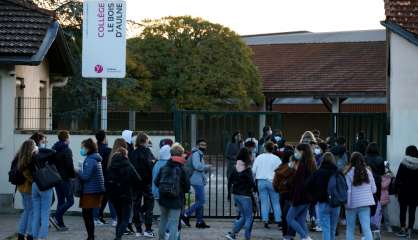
387,32,418,227
8,133,174,211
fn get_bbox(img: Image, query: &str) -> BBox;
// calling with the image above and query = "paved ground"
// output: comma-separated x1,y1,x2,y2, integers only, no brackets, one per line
0,214,403,240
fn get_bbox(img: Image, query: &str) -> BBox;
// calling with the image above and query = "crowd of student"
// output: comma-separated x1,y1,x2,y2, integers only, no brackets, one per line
8,127,418,240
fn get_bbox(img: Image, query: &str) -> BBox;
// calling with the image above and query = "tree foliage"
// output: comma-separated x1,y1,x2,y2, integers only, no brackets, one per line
28,0,149,117
129,16,263,110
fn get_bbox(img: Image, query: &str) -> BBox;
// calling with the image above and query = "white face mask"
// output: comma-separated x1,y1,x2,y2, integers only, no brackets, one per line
39,143,47,149
294,151,302,160
33,146,39,154
314,148,322,155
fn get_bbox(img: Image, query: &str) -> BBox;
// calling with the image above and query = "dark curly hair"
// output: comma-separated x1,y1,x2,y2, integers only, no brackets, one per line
350,152,369,186
236,148,252,168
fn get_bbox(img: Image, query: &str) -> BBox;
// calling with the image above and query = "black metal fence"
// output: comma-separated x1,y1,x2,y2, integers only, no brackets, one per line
174,110,387,218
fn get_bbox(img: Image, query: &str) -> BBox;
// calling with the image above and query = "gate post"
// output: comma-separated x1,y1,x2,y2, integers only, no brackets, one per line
191,113,197,147
129,110,136,130
331,98,340,134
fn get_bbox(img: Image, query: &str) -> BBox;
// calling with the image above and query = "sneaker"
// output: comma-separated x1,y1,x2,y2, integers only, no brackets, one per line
49,216,60,230
264,222,270,229
314,225,322,232
180,215,191,227
94,220,105,226
112,220,117,227
99,218,107,224
196,222,210,229
225,232,236,240
396,229,408,237
143,230,156,238
135,232,142,237
301,237,313,240
57,224,69,231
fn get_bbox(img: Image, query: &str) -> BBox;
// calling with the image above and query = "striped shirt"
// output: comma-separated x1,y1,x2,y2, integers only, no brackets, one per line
345,167,376,209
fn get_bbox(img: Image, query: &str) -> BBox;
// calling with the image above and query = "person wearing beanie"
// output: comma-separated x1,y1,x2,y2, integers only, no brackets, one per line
152,145,172,200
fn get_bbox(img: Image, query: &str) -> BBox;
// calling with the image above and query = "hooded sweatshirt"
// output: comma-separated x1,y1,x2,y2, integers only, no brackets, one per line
396,155,418,204
152,145,171,199
52,141,75,181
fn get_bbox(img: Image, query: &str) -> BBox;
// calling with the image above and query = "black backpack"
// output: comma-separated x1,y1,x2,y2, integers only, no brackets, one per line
8,157,25,186
158,165,181,198
327,171,348,207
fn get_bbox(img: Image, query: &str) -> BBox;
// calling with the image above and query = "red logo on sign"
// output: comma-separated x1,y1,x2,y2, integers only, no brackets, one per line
94,64,104,73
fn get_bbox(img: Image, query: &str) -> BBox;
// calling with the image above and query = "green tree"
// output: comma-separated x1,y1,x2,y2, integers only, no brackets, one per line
128,16,263,111
28,0,150,119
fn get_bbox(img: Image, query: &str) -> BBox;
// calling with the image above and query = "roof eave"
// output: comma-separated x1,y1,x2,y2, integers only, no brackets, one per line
263,91,386,98
381,20,418,47
0,20,59,65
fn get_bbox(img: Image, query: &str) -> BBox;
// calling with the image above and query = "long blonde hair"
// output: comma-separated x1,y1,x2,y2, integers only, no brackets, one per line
17,140,36,170
108,138,128,168
300,131,317,144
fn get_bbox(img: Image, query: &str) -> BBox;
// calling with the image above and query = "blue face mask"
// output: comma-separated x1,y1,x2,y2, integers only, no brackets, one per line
80,148,87,157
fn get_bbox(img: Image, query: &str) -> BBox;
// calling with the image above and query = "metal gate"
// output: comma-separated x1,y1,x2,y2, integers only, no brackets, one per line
173,110,387,218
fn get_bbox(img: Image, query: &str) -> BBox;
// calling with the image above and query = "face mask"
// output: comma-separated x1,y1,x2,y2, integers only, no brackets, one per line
39,143,47,149
199,147,207,153
294,151,302,160
33,146,39,154
274,136,282,142
314,148,322,155
80,148,87,157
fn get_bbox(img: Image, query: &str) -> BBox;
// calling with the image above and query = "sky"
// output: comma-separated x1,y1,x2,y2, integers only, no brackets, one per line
126,0,385,35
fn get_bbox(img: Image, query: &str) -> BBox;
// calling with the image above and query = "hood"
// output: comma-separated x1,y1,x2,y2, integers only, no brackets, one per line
171,156,186,164
122,130,133,144
331,145,346,156
52,141,68,152
87,152,102,162
109,154,130,168
401,155,418,170
159,145,171,160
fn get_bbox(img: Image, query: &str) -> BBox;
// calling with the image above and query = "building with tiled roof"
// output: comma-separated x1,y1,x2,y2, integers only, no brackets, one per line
242,30,387,112
0,0,73,208
382,0,418,175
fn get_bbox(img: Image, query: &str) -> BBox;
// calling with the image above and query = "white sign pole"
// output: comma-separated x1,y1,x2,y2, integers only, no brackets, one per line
101,78,107,130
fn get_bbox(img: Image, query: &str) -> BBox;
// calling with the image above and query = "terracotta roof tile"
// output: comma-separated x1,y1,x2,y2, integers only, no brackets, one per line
0,0,54,56
249,42,387,96
385,0,418,35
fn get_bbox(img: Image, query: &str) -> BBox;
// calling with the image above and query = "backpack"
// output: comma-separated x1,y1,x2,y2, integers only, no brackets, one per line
327,171,348,207
184,149,200,178
8,157,25,186
158,165,181,198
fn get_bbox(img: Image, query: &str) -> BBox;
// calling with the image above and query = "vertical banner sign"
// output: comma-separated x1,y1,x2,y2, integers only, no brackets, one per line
82,0,126,78
82,0,126,130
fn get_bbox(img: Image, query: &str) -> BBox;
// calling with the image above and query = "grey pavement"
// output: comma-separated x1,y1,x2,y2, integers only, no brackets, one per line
0,214,402,240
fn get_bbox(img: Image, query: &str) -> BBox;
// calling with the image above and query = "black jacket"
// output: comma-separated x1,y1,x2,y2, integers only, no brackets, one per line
289,163,314,206
396,156,418,204
30,148,57,175
352,139,369,156
155,160,190,209
98,143,111,176
306,161,337,203
365,154,385,183
52,141,75,181
129,145,155,188
106,154,142,200
228,167,256,197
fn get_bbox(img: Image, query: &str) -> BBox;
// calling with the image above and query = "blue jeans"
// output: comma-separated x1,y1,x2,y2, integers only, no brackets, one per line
93,202,116,221
232,195,253,240
318,202,340,240
185,185,205,223
18,192,33,235
32,183,53,238
346,206,373,240
159,205,181,240
257,179,281,222
286,204,309,239
55,180,74,225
